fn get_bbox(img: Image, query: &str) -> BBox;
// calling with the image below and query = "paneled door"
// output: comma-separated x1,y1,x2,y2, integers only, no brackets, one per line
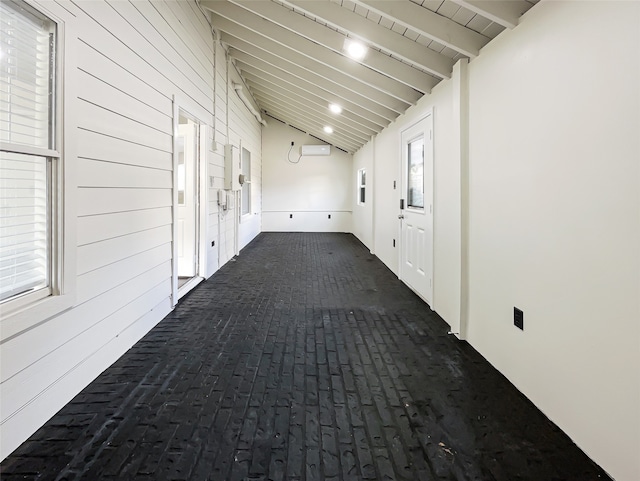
399,114,433,306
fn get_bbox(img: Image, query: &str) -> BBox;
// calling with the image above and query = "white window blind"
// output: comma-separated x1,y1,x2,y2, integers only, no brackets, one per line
0,0,54,149
0,152,49,302
0,0,55,304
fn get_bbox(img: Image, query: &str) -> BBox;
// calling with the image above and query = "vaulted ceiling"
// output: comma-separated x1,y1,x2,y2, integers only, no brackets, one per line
201,0,538,153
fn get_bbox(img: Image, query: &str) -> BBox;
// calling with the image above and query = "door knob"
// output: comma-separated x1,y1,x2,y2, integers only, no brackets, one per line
398,214,404,219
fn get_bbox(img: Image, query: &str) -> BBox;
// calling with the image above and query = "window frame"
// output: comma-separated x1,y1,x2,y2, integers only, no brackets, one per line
240,146,251,218
406,135,425,210
357,168,366,205
0,0,76,341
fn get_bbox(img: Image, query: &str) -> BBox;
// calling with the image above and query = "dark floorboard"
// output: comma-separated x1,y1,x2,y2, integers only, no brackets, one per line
1,233,611,481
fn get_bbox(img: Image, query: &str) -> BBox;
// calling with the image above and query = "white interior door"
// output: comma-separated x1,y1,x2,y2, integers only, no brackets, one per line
399,115,433,305
177,121,197,278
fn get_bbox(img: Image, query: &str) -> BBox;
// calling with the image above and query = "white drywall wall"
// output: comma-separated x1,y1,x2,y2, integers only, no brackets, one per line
352,2,640,479
465,2,640,480
262,117,353,232
355,78,462,326
352,140,374,250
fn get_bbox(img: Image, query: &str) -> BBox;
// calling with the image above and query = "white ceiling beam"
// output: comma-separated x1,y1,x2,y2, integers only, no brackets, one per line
252,87,369,144
213,21,409,116
253,92,368,148
203,1,421,106
229,0,438,94
261,103,362,152
237,66,380,137
283,0,454,79
234,58,385,134
352,0,489,57
245,79,373,143
261,105,362,153
240,67,381,135
222,34,396,124
449,0,530,29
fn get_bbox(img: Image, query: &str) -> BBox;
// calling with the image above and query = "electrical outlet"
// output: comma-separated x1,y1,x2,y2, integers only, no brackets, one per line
289,214,293,219
514,307,524,330
328,214,331,219
211,240,215,247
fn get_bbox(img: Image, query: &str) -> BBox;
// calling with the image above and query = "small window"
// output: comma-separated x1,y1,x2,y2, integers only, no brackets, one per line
177,141,186,205
241,147,251,216
1,1,59,309
357,168,366,205
407,137,424,209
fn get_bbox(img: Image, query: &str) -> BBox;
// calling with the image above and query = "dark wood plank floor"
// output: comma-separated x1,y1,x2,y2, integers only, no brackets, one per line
0,233,611,480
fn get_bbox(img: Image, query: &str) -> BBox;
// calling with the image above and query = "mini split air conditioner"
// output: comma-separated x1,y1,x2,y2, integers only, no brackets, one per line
301,144,331,156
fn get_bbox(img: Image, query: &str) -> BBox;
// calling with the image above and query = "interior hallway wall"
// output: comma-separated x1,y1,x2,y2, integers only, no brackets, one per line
262,117,353,232
352,2,639,479
465,2,640,480
354,78,462,329
351,140,374,251
0,0,261,460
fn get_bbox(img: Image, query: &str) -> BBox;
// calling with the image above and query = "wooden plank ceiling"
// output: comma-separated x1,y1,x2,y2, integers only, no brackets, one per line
201,0,537,153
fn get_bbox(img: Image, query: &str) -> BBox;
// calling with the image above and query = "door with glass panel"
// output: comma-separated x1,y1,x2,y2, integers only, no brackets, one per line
399,115,433,305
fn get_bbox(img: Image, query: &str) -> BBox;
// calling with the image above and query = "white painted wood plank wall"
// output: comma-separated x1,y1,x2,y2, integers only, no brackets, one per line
1,0,262,459
228,74,262,251
212,40,229,267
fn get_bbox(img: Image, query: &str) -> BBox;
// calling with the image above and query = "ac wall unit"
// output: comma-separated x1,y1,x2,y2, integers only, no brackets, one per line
301,144,331,156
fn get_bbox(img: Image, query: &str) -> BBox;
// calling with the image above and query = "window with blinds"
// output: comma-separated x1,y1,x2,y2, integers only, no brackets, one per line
241,147,251,216
1,0,57,305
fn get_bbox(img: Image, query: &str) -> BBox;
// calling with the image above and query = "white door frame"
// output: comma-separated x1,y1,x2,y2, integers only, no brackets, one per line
177,121,197,278
398,112,434,306
172,96,208,306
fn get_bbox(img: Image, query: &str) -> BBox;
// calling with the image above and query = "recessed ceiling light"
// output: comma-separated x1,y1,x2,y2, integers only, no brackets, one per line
344,38,367,60
329,103,343,114
323,126,334,134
